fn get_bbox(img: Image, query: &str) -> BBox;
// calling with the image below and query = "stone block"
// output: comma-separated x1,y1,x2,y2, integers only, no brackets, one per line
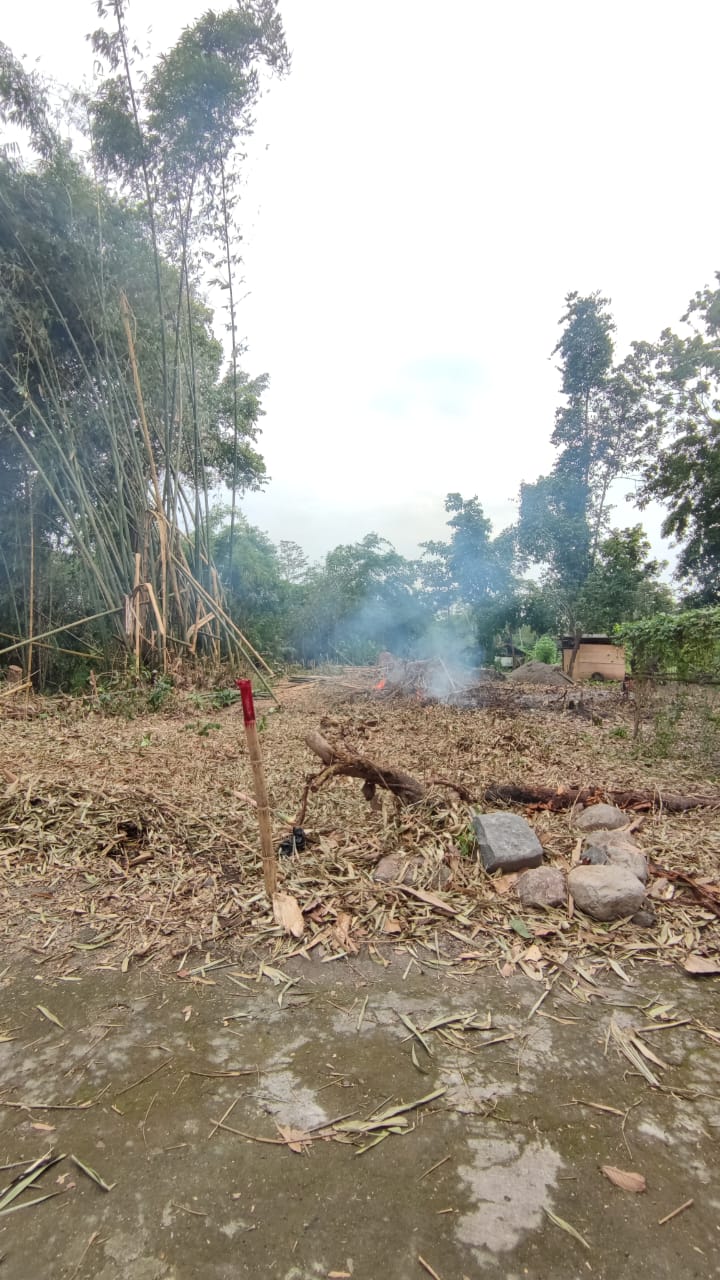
472,812,543,875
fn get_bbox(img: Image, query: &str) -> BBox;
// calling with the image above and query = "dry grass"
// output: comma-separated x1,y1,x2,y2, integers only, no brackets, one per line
0,671,718,977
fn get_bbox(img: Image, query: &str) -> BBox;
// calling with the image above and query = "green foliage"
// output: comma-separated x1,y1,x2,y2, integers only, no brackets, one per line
532,635,559,664
577,526,674,631
289,534,427,664
620,607,720,679
517,293,651,625
147,675,174,711
420,494,513,615
633,276,720,602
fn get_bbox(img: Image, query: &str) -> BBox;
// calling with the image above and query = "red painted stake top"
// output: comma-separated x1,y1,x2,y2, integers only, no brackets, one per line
237,678,256,726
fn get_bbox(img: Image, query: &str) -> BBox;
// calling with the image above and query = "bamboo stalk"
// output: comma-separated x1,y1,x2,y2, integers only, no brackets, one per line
173,556,276,680
26,483,35,708
120,292,167,672
0,609,122,658
0,680,33,700
237,680,276,898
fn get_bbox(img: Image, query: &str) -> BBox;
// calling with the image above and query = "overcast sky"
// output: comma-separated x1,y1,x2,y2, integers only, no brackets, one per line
5,1,719,566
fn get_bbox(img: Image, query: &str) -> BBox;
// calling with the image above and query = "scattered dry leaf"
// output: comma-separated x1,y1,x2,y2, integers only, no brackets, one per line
683,954,720,975
601,1166,647,1193
275,1123,312,1154
272,892,305,939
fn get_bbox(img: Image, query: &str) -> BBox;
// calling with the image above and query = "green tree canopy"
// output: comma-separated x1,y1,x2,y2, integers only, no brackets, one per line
633,277,720,603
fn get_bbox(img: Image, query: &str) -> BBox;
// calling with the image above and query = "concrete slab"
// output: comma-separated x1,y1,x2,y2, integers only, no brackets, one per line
0,959,719,1279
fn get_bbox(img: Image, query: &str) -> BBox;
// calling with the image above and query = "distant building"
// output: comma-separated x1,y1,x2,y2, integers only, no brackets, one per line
560,635,625,681
495,642,530,670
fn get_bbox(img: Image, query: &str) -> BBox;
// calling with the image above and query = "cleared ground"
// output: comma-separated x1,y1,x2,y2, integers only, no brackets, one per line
1,672,719,1276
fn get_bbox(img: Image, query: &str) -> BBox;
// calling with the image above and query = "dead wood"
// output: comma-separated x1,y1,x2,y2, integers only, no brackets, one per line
297,734,479,825
302,732,426,810
648,863,720,919
482,782,720,814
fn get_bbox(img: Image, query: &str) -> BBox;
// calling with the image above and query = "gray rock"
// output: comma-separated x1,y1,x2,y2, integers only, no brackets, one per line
581,830,648,883
568,865,646,921
580,845,609,866
515,866,567,908
373,854,450,890
472,812,543,875
373,854,420,884
606,846,648,884
575,803,628,833
582,829,639,855
631,907,657,928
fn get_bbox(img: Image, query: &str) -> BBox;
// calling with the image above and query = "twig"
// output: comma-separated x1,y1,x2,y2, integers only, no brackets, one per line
418,1257,444,1280
417,1155,451,1182
115,1058,172,1098
658,1198,694,1226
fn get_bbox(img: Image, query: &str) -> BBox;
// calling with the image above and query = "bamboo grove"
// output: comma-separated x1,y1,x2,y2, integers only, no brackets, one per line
0,3,288,689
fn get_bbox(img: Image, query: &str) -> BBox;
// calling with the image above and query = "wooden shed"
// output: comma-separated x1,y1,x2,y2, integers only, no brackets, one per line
560,635,625,681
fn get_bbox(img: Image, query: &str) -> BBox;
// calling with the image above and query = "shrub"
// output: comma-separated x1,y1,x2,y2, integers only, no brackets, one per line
533,635,559,664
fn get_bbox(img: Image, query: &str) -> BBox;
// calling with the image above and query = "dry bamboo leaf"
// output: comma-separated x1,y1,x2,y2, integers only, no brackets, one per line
683,954,720,976
36,1005,63,1029
382,918,402,934
275,1123,311,1154
601,1165,647,1193
396,885,458,915
71,1154,116,1192
492,873,518,896
272,893,305,939
544,1207,590,1250
630,1037,670,1070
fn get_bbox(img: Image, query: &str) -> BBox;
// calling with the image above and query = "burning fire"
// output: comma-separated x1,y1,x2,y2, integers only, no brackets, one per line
374,678,386,691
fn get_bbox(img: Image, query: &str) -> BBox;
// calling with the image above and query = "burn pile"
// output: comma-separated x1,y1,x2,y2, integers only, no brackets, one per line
373,651,504,707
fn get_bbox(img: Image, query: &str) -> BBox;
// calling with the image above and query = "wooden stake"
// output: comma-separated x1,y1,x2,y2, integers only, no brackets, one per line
238,680,276,898
134,553,142,677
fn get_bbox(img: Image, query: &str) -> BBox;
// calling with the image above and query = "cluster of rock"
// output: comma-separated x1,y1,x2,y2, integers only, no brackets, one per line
472,803,652,925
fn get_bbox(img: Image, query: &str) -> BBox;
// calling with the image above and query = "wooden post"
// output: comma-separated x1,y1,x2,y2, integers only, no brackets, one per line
134,552,142,677
238,679,277,898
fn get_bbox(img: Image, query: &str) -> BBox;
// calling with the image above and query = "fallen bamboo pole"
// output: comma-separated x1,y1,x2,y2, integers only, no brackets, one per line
0,608,123,658
238,679,276,898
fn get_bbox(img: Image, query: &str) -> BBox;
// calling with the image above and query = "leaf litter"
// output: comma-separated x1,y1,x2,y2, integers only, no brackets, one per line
0,673,718,977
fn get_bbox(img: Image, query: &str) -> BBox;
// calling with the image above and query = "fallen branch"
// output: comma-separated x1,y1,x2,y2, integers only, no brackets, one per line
482,782,720,814
298,732,426,823
649,862,720,919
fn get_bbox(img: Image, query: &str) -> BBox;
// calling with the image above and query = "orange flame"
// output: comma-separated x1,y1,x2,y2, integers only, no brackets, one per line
374,678,386,691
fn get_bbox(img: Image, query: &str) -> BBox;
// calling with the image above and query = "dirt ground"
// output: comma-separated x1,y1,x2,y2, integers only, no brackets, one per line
1,672,719,1275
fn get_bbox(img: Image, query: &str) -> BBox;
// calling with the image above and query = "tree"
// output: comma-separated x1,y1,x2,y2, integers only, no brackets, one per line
517,292,651,624
87,2,288,568
277,541,309,584
633,277,720,603
420,494,514,612
287,535,428,664
0,21,283,683
576,526,674,631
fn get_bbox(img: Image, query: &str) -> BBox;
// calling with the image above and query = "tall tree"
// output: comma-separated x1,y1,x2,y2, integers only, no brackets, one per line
517,292,650,623
633,276,720,603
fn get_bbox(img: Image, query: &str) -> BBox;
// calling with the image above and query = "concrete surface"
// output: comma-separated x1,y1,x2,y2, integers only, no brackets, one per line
1,956,719,1279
